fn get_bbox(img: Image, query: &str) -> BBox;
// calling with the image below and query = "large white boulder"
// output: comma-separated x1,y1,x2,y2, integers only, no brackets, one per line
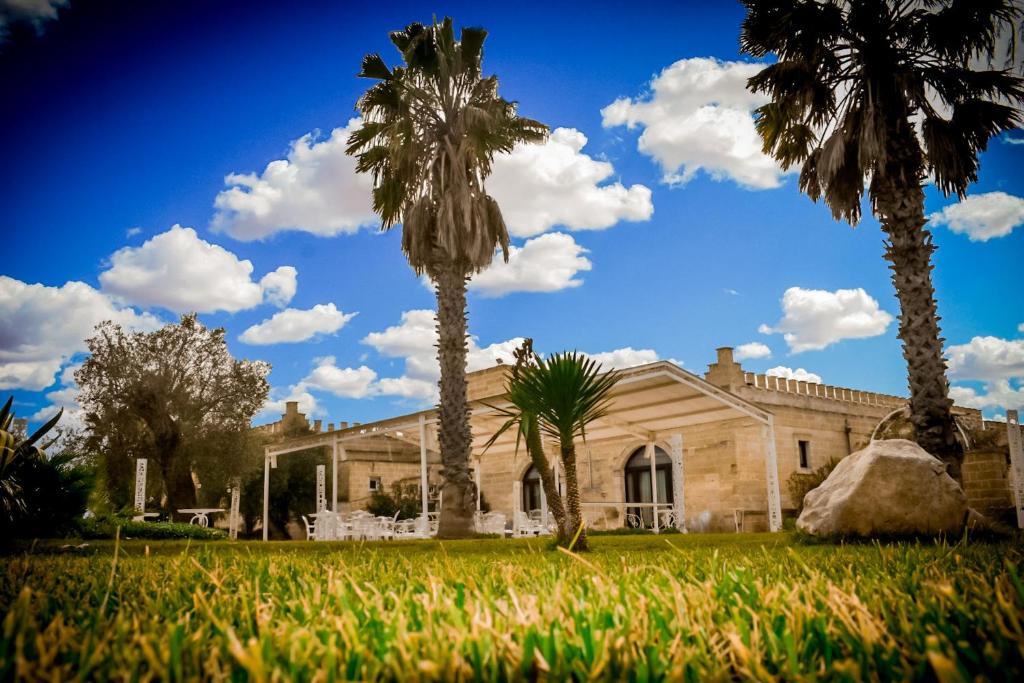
797,439,967,537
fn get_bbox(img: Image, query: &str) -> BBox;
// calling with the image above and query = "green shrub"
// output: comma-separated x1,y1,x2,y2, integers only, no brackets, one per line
366,482,424,520
74,514,226,540
787,458,840,514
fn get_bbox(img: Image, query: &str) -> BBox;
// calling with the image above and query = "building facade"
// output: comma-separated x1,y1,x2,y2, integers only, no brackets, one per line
257,347,1014,533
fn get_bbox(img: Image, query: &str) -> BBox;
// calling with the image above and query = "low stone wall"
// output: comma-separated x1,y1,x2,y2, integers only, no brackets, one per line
962,450,1011,516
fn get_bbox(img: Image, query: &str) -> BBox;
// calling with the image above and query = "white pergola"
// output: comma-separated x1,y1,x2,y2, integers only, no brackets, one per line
261,412,440,541
469,361,784,532
260,360,784,539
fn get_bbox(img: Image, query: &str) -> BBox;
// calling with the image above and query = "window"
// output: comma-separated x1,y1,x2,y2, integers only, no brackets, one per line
798,440,811,470
522,466,543,513
369,476,382,492
623,446,674,527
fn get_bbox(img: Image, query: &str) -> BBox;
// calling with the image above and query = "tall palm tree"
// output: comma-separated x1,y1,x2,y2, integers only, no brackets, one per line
511,352,620,551
741,0,1023,481
347,18,547,537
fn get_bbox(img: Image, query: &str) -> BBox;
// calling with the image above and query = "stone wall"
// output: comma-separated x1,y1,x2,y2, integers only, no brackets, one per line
962,450,1011,516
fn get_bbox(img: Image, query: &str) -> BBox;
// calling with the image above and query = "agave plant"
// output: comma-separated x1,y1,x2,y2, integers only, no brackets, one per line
483,339,569,543
501,352,620,551
0,396,63,523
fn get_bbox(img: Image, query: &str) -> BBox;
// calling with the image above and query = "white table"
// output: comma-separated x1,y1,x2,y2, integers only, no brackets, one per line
177,508,225,527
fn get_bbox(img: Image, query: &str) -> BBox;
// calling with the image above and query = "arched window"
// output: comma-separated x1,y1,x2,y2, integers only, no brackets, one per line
623,446,674,527
522,465,543,513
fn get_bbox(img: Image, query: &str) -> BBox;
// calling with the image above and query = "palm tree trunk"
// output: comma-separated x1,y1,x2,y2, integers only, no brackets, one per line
434,261,476,538
523,415,568,542
560,440,588,551
873,124,963,482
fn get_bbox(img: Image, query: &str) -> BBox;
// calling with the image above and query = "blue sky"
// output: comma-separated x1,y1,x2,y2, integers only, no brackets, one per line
2,0,1022,430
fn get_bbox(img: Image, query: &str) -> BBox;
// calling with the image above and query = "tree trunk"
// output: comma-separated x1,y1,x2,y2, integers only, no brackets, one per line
434,261,477,538
134,390,196,514
523,414,568,542
560,440,588,551
873,121,963,481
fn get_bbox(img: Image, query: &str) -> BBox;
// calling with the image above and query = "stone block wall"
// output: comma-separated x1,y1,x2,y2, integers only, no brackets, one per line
342,459,438,510
961,450,1011,515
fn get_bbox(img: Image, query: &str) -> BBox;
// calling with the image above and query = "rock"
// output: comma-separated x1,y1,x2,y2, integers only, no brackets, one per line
797,439,967,537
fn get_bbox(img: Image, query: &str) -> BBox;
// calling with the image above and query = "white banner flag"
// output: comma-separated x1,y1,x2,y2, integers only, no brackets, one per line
229,479,241,540
316,465,326,512
134,459,147,513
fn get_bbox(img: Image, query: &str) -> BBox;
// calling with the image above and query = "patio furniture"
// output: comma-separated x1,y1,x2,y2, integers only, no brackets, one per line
301,515,317,541
476,511,508,536
310,511,343,540
131,512,160,523
394,518,419,538
177,508,225,527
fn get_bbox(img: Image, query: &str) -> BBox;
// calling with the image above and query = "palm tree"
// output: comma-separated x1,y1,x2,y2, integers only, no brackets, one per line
484,339,569,543
741,0,1023,481
510,352,620,551
347,18,547,537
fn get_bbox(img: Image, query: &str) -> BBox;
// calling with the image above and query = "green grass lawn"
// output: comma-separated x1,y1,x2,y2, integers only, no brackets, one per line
1,533,1021,680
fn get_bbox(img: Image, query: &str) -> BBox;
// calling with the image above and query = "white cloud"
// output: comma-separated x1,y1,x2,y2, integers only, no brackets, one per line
259,266,298,308
375,376,438,401
125,227,142,237
1002,135,1024,145
949,382,1024,412
602,57,786,189
947,336,1024,383
487,128,653,238
467,233,592,297
28,363,84,430
947,335,1024,412
360,309,523,402
239,304,356,345
734,342,772,361
586,347,659,370
928,192,1024,241
759,287,893,353
766,366,823,384
298,357,377,399
0,276,161,391
99,225,297,313
211,119,377,241
1019,323,1024,334
0,0,65,39
213,122,650,243
362,309,442,383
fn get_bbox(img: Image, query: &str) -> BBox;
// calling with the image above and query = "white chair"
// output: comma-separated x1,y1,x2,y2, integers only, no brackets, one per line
394,518,418,538
301,515,317,541
478,512,507,535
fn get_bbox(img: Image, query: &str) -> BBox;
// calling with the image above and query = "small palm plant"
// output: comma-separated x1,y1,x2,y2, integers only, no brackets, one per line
0,396,63,524
347,18,547,538
508,352,620,551
741,0,1023,481
484,339,568,543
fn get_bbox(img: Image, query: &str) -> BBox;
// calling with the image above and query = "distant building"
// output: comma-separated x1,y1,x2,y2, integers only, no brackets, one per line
254,347,1016,532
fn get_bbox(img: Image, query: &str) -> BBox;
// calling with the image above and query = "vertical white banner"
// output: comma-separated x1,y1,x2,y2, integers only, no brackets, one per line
134,458,147,512
1007,410,1024,529
316,464,326,512
229,479,241,540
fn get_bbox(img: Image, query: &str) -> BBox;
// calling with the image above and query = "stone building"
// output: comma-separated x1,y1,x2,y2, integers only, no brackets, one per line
257,347,1016,533
256,401,442,513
